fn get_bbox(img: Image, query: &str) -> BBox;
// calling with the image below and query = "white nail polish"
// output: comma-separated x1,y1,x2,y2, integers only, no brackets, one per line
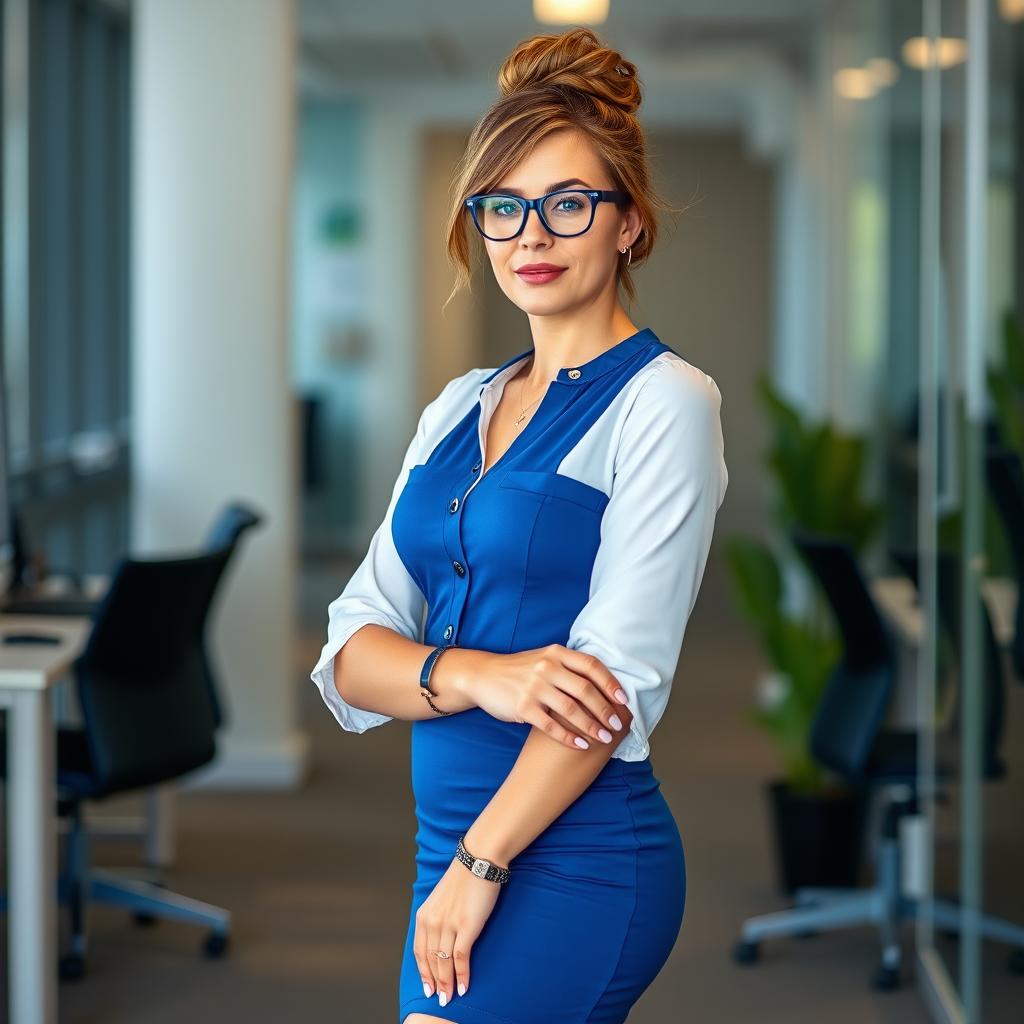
422,982,432,998
458,982,466,996
439,990,448,1007
609,714,623,730
574,736,589,748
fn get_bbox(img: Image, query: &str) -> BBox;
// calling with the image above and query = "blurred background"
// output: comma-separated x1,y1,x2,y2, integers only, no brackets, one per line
0,0,1022,1021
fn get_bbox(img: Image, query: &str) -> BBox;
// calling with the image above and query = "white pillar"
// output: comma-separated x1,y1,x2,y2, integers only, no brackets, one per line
132,0,307,789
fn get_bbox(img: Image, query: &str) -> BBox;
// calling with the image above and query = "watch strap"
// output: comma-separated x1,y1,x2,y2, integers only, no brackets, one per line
455,835,510,885
419,644,454,716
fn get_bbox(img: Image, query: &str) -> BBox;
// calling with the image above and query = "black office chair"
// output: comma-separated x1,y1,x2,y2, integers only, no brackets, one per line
987,447,1024,683
733,528,1024,991
0,547,235,979
197,501,264,730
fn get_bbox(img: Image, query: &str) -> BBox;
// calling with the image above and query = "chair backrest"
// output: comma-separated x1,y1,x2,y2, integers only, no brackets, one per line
790,527,898,782
71,546,233,796
986,448,1024,682
202,501,263,552
890,546,1007,778
197,501,264,730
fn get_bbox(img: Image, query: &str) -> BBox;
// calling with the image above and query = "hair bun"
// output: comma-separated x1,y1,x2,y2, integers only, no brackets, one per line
497,27,641,116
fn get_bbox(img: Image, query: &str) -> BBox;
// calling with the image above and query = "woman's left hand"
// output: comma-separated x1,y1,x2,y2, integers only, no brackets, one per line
414,855,502,1006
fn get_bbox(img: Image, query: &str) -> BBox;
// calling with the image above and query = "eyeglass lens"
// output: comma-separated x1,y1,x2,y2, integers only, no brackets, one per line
475,191,594,239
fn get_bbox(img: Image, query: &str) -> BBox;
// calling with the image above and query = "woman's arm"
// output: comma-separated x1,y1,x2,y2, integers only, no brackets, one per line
463,683,635,865
331,625,486,721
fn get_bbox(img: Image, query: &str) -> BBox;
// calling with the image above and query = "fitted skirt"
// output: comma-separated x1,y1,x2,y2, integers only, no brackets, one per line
397,708,686,1024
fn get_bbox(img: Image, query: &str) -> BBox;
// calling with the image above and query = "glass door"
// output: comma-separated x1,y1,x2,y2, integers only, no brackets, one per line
916,1,1024,1021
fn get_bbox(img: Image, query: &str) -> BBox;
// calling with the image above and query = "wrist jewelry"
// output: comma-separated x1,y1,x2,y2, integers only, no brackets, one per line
419,643,455,716
455,835,510,885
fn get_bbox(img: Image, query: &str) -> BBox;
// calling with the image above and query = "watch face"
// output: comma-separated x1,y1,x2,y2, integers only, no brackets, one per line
471,859,490,878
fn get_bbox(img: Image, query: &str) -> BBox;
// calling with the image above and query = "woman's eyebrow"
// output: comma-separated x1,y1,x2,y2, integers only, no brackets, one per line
493,178,593,196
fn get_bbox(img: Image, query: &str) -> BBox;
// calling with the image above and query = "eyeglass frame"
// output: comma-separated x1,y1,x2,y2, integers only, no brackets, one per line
463,188,630,241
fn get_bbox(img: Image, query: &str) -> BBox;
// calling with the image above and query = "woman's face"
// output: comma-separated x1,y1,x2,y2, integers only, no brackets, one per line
480,130,640,318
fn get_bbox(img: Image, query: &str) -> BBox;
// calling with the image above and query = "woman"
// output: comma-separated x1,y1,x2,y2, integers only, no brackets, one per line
310,26,729,1024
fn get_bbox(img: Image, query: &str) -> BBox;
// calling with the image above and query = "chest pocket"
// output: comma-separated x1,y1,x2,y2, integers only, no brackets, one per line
497,470,609,514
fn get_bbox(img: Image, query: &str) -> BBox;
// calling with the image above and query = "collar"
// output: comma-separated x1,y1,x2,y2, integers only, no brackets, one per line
478,327,657,394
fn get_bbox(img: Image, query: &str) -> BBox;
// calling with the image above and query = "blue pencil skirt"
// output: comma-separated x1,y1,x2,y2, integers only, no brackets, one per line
397,709,686,1024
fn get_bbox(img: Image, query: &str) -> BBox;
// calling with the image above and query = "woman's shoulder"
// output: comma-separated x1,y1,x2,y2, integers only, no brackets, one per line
625,349,723,429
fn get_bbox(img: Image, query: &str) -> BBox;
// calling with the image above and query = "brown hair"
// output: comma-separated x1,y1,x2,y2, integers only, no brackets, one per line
442,27,682,315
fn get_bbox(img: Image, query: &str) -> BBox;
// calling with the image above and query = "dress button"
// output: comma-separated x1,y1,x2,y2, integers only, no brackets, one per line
443,624,454,640
449,497,459,513
471,461,481,473
453,560,465,576
568,368,582,380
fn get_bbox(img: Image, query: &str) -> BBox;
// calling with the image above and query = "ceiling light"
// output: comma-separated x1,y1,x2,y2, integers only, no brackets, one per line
866,57,899,87
999,0,1024,21
834,68,877,100
534,0,609,25
902,36,968,70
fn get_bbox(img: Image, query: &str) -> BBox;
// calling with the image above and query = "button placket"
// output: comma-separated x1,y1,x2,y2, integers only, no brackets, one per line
440,463,478,646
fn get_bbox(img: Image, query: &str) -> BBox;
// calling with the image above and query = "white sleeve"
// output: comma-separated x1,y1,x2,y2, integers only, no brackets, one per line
564,358,729,761
309,375,467,733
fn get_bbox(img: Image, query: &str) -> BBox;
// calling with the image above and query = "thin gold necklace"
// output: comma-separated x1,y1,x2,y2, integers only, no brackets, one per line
513,374,546,429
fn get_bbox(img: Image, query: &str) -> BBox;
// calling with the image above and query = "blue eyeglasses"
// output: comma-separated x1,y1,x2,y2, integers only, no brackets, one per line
464,188,629,241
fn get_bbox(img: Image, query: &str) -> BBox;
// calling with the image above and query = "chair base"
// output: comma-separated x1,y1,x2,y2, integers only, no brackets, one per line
733,818,1024,990
57,866,231,977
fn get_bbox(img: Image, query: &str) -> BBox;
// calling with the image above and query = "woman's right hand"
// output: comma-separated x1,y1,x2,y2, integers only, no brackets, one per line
453,644,632,751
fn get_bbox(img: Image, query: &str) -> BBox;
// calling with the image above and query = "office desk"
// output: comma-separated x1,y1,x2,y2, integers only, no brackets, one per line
0,614,91,1024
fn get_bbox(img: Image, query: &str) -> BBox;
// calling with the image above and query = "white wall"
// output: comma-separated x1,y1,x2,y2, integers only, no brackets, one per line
132,0,306,789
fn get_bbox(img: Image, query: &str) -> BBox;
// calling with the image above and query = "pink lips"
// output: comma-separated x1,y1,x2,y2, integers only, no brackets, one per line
515,265,567,284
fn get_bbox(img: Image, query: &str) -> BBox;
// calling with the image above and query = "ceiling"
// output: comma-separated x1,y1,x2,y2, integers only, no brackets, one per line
297,0,826,92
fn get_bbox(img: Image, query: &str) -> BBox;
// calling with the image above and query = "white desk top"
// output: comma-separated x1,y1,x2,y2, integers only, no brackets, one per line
872,574,1018,649
0,615,93,691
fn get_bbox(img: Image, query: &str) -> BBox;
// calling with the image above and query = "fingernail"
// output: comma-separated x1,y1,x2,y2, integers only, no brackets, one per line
574,736,589,749
614,689,628,704
458,982,467,996
609,714,623,730
423,981,432,997
439,991,448,1007
598,728,612,743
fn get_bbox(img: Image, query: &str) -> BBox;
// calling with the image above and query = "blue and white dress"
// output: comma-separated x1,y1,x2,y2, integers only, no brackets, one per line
311,326,728,1024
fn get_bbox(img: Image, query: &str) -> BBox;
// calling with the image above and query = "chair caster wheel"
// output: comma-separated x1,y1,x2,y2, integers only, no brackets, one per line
732,940,759,965
59,954,85,981
203,931,229,958
133,911,157,927
1008,947,1024,975
872,965,901,991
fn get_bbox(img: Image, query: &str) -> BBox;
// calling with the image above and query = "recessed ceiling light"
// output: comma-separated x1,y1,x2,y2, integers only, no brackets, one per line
533,0,609,26
999,0,1024,22
866,57,899,87
834,68,877,100
902,36,968,70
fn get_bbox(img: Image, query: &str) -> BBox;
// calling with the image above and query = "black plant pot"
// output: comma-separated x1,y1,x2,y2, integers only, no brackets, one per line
767,779,869,895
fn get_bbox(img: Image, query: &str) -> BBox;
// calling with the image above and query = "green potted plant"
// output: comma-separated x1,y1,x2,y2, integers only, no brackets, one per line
725,372,882,893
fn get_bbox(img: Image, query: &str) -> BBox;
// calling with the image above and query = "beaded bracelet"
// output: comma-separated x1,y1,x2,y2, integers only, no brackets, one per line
419,643,455,716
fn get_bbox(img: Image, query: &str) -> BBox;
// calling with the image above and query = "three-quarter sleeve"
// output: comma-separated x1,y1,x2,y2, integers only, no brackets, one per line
309,375,466,734
564,358,729,761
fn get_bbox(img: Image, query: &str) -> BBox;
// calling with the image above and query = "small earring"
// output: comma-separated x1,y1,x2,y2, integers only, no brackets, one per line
619,245,632,266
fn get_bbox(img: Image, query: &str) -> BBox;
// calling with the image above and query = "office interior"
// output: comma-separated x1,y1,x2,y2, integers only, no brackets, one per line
0,0,1022,1021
